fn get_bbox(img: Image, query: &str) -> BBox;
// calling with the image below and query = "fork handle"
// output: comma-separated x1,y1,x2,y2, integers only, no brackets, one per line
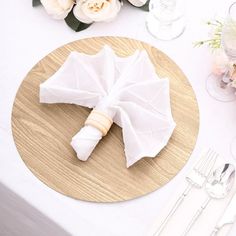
153,184,192,236
181,197,211,236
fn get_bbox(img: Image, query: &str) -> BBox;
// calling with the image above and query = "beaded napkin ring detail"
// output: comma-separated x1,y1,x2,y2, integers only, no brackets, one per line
85,109,113,136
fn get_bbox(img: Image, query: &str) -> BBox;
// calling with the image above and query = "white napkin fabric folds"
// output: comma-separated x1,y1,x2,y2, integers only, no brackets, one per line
40,45,176,167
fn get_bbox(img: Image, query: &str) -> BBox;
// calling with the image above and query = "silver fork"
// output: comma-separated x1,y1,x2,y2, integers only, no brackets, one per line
153,149,218,236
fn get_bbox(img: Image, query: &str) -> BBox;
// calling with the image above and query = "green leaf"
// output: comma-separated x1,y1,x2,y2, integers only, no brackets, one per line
65,9,92,32
32,0,42,7
127,0,150,12
139,0,150,11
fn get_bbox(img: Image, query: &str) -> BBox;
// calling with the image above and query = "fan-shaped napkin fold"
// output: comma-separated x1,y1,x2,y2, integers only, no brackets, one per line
40,45,176,167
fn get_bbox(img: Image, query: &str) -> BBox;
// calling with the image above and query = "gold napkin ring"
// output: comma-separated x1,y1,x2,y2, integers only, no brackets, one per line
85,109,113,136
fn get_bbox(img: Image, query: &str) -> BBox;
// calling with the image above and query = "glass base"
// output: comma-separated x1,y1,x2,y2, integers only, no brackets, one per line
146,13,185,41
206,73,236,102
231,137,236,159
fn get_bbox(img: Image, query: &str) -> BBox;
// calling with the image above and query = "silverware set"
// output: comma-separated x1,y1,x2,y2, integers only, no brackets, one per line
152,149,236,236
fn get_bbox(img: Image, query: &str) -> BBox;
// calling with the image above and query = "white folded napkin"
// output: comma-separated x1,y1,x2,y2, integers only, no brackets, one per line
40,45,176,167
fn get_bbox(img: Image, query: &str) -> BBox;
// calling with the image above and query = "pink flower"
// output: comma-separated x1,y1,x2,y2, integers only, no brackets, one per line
212,49,229,76
231,79,236,88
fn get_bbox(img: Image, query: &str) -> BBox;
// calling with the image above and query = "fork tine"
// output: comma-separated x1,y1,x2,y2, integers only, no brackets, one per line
194,149,212,171
197,149,218,176
199,149,215,173
203,152,218,177
194,149,218,177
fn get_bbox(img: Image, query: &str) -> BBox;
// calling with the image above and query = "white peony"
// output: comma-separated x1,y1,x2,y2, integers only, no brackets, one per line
40,0,75,19
73,0,121,24
127,0,147,7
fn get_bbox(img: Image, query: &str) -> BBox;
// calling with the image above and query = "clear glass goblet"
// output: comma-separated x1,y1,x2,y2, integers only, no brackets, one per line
146,0,186,41
206,2,236,102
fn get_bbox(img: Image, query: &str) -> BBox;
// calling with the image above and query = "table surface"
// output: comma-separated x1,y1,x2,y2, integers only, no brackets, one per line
1,0,236,235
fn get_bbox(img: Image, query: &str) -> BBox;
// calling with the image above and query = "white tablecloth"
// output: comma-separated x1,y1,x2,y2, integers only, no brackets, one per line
1,0,236,235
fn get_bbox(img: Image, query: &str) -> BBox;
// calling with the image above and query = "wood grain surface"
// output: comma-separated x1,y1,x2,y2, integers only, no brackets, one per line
12,37,199,202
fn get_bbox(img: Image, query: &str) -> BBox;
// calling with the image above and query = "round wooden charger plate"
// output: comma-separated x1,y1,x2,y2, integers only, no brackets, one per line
12,37,199,202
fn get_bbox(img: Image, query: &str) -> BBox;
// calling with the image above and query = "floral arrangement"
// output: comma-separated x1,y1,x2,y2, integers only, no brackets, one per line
32,0,149,32
195,20,236,90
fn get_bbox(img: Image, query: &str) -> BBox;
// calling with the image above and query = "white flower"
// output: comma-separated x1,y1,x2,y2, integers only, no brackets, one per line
40,0,75,19
127,0,147,7
73,0,121,24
